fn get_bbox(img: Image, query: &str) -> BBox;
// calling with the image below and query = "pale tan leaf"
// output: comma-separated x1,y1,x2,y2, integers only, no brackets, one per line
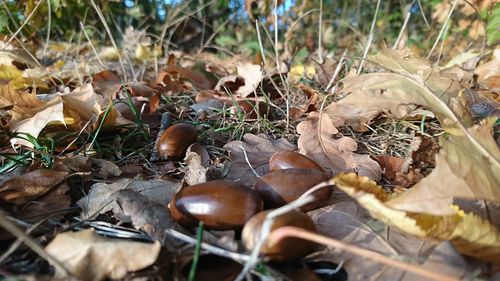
297,111,381,180
60,83,102,121
370,48,462,103
10,97,65,148
181,144,210,185
236,63,262,97
45,229,160,281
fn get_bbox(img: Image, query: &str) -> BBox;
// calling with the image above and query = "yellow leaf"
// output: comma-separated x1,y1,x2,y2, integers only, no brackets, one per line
135,44,150,61
0,64,23,81
290,65,315,81
332,173,500,263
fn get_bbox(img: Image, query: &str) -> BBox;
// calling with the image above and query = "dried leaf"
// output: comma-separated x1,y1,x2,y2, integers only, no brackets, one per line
332,173,500,263
224,133,296,186
113,189,180,242
0,85,45,121
10,97,64,147
0,169,68,206
369,48,462,103
387,118,500,214
235,63,262,97
181,144,210,185
45,229,160,281
297,111,381,180
90,158,122,178
333,73,500,214
78,178,181,219
375,155,404,180
60,83,102,122
18,182,71,219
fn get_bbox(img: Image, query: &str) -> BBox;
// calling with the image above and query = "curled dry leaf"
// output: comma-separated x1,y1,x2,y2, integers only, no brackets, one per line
224,133,296,186
45,229,160,281
235,63,262,97
60,83,102,123
387,118,500,214
9,97,64,148
113,189,180,242
297,111,381,180
332,173,500,263
332,72,500,215
180,143,210,185
0,169,68,206
78,178,182,219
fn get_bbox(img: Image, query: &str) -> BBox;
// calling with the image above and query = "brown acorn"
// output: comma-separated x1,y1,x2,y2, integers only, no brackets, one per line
169,180,263,230
157,123,197,160
254,169,331,211
242,209,316,262
269,150,325,173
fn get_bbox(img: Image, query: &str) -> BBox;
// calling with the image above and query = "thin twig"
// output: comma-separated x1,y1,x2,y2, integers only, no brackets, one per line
393,2,413,49
237,145,260,178
164,229,251,263
427,0,457,59
42,0,51,57
267,227,461,281
317,0,324,64
357,0,382,74
2,0,44,49
325,49,347,93
89,0,128,81
79,22,105,69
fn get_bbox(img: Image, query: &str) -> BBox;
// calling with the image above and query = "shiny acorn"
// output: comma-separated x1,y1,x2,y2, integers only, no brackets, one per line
242,209,316,262
269,150,325,173
169,180,263,230
254,168,331,211
157,123,197,160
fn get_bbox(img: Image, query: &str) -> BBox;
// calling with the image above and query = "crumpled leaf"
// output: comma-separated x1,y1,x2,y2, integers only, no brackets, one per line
224,133,296,186
60,83,102,123
45,229,160,281
180,144,210,185
332,173,500,263
9,97,64,147
0,169,68,206
0,85,45,121
309,200,469,280
331,73,500,214
3,87,65,147
297,111,381,180
113,189,180,242
387,118,500,214
235,63,262,97
78,178,181,219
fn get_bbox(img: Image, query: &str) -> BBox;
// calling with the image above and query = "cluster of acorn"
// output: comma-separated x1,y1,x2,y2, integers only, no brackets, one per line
157,123,332,262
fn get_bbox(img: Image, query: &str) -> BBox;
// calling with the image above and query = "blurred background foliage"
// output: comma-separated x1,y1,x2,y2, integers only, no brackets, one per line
0,0,498,63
